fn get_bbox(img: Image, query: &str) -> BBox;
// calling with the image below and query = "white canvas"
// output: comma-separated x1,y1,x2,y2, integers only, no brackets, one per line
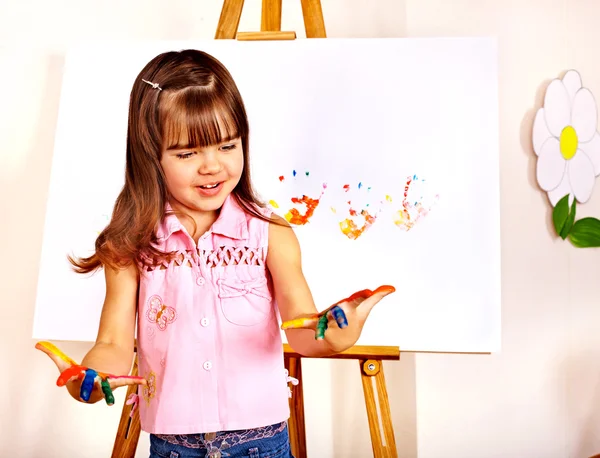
32,37,500,352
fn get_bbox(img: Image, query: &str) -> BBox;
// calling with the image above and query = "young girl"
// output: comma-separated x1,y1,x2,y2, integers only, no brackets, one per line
36,48,395,458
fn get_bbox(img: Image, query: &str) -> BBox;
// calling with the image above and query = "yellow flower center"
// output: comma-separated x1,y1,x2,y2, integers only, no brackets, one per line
560,125,578,160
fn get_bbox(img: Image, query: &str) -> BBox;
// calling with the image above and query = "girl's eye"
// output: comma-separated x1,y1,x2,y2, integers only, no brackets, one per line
221,144,237,152
176,152,194,160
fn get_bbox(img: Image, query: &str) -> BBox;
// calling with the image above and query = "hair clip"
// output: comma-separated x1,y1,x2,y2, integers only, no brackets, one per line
142,79,162,91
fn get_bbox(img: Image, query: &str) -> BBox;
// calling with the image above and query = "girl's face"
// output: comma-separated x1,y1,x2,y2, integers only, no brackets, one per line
160,127,244,220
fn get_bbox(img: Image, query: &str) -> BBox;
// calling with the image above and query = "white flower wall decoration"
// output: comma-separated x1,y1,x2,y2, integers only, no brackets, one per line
532,70,600,247
533,70,600,206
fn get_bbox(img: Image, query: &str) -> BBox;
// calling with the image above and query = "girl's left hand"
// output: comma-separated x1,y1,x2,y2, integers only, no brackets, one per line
281,285,395,352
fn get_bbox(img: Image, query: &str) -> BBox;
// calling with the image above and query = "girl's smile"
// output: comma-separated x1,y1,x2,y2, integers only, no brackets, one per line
195,181,224,196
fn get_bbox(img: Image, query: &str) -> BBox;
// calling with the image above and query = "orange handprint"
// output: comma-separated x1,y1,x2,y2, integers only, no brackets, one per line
269,170,327,226
333,182,390,240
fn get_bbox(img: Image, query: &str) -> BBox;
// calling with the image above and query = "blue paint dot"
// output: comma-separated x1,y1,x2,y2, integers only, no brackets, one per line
293,170,297,177
358,182,362,189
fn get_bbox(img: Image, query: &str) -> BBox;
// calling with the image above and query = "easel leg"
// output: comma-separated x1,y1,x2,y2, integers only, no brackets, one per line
261,0,282,31
285,355,307,458
215,0,245,39
112,354,142,458
360,359,398,458
299,0,326,37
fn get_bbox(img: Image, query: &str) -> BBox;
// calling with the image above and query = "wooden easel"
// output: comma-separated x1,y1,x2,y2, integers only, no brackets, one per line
111,1,401,457
111,345,399,458
283,344,400,458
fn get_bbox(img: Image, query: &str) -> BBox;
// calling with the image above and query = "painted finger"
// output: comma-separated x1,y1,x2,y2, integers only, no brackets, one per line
328,306,348,329
371,285,396,297
281,315,319,331
355,285,397,313
315,314,329,340
335,285,396,309
79,369,98,402
35,342,79,373
57,365,86,387
35,341,79,366
107,375,147,389
101,379,115,406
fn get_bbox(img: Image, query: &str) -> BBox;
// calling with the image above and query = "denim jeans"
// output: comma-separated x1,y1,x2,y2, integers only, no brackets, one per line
149,422,294,458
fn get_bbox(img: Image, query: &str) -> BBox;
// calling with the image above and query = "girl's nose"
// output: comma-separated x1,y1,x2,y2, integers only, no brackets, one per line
198,151,221,174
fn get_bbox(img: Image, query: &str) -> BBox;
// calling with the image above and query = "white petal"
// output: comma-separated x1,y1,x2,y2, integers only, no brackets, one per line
536,137,566,191
547,175,573,207
562,70,582,103
532,108,552,156
544,79,571,137
568,150,596,203
571,88,598,143
579,132,600,176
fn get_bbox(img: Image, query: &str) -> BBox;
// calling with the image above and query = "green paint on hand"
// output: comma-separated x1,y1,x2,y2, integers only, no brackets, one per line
101,379,114,406
316,314,329,340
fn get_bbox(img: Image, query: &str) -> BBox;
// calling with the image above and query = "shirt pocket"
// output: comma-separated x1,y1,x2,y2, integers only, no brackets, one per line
217,276,273,326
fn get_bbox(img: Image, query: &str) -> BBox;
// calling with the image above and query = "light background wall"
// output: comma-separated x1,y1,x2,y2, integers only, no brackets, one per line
1,1,600,457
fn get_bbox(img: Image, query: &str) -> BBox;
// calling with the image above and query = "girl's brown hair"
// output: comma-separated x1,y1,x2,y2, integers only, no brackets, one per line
70,49,277,274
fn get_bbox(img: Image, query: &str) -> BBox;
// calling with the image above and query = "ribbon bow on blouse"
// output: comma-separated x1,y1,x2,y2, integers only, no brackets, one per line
217,277,272,300
126,393,140,417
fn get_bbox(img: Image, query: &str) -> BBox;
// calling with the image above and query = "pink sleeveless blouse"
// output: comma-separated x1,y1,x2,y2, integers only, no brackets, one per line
135,195,290,434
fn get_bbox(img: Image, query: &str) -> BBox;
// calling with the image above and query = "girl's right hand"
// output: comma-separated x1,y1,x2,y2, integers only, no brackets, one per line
35,341,146,405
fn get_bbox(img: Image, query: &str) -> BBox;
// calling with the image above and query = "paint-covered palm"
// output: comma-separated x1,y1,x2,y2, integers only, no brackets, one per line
35,341,145,405
281,285,395,352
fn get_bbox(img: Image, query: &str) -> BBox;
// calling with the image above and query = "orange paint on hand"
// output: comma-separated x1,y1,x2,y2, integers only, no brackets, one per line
57,365,86,386
333,285,396,306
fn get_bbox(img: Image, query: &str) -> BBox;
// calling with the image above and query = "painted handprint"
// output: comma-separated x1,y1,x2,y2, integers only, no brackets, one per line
390,175,439,231
265,171,437,235
269,170,327,225
331,182,391,240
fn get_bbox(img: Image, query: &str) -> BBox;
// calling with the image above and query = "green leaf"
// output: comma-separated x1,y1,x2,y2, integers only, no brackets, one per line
552,194,570,239
559,196,577,239
568,217,600,247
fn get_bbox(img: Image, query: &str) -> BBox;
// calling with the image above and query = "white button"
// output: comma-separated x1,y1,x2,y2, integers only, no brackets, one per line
203,361,212,370
201,318,210,327
196,276,205,286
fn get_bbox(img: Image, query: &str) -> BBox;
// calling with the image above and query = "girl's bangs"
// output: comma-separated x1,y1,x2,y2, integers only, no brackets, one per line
160,89,242,151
